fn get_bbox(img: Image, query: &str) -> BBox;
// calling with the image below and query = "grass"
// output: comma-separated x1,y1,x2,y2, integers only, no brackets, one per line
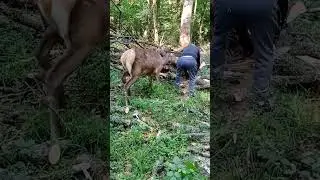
211,90,320,179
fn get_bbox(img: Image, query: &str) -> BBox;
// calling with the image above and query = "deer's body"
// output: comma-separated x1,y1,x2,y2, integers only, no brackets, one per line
33,0,106,164
120,48,175,113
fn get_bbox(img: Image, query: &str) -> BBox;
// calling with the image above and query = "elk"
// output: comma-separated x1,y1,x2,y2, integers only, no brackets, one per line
32,0,106,164
120,47,176,113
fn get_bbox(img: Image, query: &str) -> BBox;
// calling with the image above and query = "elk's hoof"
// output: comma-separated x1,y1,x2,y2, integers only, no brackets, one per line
48,143,61,165
124,107,130,114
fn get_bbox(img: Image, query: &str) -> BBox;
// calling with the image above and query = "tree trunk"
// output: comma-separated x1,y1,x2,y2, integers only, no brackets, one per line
199,19,203,44
152,0,159,44
179,0,194,47
193,0,197,17
147,0,152,40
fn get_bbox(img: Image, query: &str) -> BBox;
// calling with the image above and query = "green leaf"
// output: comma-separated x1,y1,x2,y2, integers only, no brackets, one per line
174,172,181,178
167,171,174,177
184,160,196,171
170,177,177,180
173,156,181,164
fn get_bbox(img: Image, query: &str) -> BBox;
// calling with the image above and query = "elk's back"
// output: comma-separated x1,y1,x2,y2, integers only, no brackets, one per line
134,48,166,70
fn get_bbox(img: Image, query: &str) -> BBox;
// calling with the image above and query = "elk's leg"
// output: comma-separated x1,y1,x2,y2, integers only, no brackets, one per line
35,25,57,68
44,46,91,139
122,71,131,96
124,75,139,113
51,0,77,52
155,68,162,82
34,26,59,82
149,76,153,89
41,46,73,109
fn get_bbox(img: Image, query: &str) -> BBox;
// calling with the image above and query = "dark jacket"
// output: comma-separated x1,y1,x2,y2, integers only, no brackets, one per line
181,43,201,69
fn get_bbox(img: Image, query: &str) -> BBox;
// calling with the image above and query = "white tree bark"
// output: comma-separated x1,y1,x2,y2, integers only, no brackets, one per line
179,0,194,47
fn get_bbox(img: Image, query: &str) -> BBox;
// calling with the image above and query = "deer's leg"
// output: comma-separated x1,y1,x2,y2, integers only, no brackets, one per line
41,46,74,110
56,14,72,52
33,26,59,82
35,25,57,69
122,71,131,96
44,46,91,139
45,46,90,99
149,76,153,89
155,68,162,82
51,0,76,52
124,75,139,111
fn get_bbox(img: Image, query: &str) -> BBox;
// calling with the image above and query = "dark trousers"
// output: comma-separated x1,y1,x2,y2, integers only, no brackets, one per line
175,56,198,96
211,0,278,99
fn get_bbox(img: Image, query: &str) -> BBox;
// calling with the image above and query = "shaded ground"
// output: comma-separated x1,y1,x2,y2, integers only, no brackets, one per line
210,1,320,179
0,14,109,179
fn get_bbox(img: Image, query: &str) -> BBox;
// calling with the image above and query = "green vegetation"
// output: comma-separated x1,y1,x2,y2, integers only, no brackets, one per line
212,90,320,179
110,63,210,178
111,0,210,46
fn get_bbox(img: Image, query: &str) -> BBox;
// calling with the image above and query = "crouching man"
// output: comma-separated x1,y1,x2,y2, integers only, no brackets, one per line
175,42,201,97
211,0,279,111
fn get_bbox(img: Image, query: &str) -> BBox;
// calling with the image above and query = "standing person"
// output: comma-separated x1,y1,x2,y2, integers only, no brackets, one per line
175,42,201,97
211,0,279,111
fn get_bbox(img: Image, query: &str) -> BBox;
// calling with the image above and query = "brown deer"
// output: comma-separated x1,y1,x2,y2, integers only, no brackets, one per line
120,47,176,113
32,0,106,164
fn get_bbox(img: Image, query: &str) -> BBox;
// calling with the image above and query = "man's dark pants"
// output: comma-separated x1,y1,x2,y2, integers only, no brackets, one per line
211,0,278,102
175,56,198,96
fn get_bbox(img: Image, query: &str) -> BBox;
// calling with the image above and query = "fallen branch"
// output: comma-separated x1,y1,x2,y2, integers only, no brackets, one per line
288,32,316,43
296,55,320,72
272,75,318,85
308,7,320,13
188,146,210,158
0,86,19,93
182,133,210,140
1,0,37,9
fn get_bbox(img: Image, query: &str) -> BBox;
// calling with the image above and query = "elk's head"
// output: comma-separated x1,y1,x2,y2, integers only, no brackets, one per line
157,46,178,64
156,46,177,74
